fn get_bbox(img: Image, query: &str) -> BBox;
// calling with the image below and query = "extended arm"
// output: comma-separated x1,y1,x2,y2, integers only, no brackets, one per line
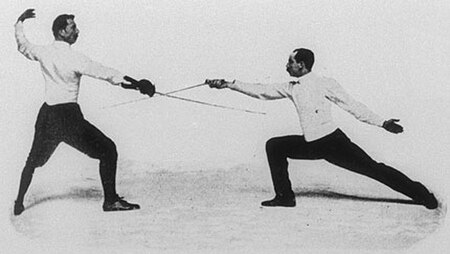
206,79,291,100
78,60,155,97
79,58,126,86
121,76,156,97
326,79,403,134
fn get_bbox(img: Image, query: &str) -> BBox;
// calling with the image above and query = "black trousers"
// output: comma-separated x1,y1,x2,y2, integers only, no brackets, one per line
266,129,430,201
17,103,118,203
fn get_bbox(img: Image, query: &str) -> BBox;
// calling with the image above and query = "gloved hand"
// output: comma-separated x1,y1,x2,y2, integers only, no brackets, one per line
137,79,155,97
382,119,403,134
205,79,232,89
122,76,155,97
122,76,139,90
17,9,35,22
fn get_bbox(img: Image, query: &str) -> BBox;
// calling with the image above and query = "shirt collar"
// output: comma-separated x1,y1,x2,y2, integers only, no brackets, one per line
53,40,71,48
291,72,315,84
299,71,315,81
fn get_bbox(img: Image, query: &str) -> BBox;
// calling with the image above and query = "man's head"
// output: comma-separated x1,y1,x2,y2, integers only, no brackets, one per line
286,48,315,77
52,14,79,45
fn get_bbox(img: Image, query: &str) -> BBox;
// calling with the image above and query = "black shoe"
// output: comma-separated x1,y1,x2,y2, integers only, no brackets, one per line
103,197,140,212
261,196,296,207
416,193,438,210
14,201,25,216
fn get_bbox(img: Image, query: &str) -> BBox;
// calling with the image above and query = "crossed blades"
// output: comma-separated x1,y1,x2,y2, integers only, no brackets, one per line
104,81,266,115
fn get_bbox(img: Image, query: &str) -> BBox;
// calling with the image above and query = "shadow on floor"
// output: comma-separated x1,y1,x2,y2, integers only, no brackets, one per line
25,187,103,210
295,189,419,206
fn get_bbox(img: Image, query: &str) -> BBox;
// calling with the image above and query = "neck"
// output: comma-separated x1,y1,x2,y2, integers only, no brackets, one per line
295,69,310,78
55,37,71,45
301,68,310,76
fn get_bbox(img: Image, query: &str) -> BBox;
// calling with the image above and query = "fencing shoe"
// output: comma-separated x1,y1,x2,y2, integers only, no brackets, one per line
14,201,25,216
412,182,439,209
261,196,296,207
103,197,140,212
417,193,438,210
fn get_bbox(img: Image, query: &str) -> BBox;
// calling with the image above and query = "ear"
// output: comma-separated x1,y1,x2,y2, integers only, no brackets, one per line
58,28,67,37
298,61,305,69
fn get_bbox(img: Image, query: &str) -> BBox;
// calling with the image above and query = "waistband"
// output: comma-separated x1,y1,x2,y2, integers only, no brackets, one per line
40,102,83,116
308,128,348,144
42,102,80,109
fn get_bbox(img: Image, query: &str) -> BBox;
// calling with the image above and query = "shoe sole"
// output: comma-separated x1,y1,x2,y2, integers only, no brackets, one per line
14,209,25,216
14,205,25,216
103,206,140,212
261,204,296,208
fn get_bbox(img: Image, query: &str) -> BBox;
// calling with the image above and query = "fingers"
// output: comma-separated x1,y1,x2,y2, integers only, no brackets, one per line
385,119,400,124
382,119,404,134
137,79,156,97
394,129,403,134
18,8,36,21
388,124,403,134
121,83,138,90
123,76,156,97
205,79,227,89
391,125,403,134
123,75,139,84
24,9,36,19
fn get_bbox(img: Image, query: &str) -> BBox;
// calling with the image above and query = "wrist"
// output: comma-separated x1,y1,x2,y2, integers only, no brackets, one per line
226,79,236,88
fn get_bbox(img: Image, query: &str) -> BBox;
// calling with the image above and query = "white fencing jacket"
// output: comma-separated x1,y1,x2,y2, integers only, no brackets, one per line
15,21,125,105
228,72,385,142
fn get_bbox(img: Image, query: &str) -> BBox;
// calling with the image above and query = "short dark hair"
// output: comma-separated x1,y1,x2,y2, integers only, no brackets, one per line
293,48,315,70
52,14,75,37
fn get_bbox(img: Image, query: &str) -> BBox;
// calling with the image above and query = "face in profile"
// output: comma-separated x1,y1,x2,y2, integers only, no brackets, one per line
286,52,302,77
60,19,79,45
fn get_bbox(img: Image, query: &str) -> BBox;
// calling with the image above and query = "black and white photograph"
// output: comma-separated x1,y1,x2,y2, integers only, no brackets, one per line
1,1,449,253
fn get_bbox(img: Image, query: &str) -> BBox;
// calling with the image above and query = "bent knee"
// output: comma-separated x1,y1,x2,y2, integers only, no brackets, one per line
101,141,118,160
89,139,118,161
266,137,284,154
25,156,49,170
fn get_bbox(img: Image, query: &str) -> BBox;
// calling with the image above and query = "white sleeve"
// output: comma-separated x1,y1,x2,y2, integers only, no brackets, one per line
15,21,42,61
325,78,385,127
76,54,125,86
228,80,292,100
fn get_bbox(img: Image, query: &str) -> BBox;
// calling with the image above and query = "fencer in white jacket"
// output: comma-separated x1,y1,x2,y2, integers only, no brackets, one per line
206,48,438,210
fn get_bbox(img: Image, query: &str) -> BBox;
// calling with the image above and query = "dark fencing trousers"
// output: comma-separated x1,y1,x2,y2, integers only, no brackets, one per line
266,129,431,201
16,103,118,203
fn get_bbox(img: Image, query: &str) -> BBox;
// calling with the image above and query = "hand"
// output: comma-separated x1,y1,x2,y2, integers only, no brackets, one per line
17,9,36,23
137,79,156,97
382,119,403,134
205,79,233,89
122,76,155,97
121,76,139,90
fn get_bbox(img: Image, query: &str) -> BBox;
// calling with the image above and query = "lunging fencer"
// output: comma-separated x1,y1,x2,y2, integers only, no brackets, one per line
13,9,155,215
206,48,438,209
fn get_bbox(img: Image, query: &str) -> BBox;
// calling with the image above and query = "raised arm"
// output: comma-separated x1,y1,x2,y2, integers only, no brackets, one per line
17,8,35,23
15,9,42,61
206,79,292,100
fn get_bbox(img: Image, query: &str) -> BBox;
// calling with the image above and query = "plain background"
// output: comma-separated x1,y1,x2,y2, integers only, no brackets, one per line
1,1,450,253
